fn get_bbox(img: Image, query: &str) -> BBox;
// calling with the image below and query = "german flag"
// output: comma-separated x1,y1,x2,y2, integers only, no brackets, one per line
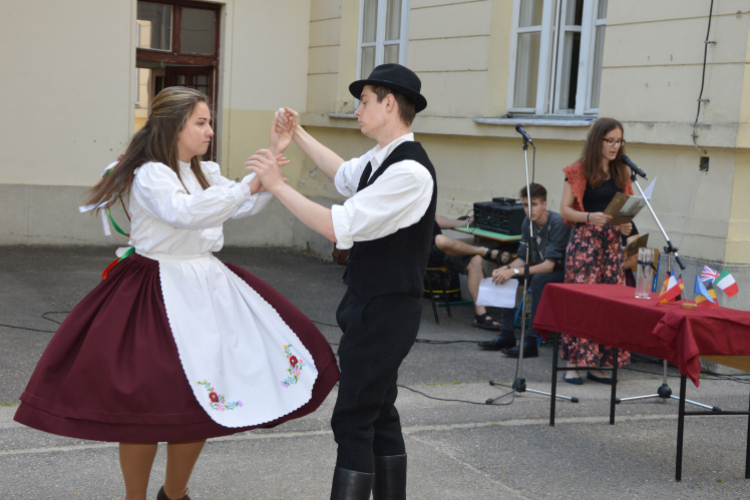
694,277,719,309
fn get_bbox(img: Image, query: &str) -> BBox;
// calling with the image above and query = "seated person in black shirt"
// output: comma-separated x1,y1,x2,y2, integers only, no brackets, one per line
429,216,510,330
478,183,571,358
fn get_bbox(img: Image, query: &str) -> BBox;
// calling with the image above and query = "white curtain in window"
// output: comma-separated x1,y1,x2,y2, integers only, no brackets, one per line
514,32,541,109
361,46,377,79
363,0,378,42
359,0,408,79
386,0,402,40
589,24,606,109
519,0,544,27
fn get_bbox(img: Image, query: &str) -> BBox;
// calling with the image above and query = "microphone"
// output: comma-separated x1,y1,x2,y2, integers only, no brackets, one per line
515,124,534,145
619,155,647,178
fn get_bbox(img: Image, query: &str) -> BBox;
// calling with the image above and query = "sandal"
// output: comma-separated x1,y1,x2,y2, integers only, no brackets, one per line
471,313,502,331
483,249,511,266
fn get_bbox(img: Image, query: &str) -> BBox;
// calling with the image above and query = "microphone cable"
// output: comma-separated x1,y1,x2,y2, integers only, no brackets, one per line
691,0,714,154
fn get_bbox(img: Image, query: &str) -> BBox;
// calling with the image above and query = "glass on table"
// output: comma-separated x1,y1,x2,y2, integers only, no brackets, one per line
635,247,655,299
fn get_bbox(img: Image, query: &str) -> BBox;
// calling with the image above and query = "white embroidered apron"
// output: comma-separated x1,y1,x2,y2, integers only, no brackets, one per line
147,251,318,428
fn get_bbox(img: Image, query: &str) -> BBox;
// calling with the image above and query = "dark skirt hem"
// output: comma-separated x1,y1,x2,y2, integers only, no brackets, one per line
14,361,339,443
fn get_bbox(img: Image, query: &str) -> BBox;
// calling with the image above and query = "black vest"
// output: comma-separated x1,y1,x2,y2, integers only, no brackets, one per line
343,141,438,300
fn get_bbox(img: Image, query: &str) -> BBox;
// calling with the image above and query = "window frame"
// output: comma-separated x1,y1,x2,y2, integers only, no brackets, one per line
136,0,221,67
506,0,606,117
355,0,411,83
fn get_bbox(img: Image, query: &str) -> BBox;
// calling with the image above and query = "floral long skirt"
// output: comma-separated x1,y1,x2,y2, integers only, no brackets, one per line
560,223,631,367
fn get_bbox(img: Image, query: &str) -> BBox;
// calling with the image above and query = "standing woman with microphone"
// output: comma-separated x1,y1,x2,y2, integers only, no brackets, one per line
558,117,633,384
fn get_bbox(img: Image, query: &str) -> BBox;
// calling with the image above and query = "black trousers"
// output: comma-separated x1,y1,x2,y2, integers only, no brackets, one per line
500,270,565,338
332,288,422,473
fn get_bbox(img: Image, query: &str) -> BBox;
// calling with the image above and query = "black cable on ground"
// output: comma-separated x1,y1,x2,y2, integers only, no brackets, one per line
41,311,69,325
0,323,56,334
311,320,339,328
397,383,513,406
621,357,750,385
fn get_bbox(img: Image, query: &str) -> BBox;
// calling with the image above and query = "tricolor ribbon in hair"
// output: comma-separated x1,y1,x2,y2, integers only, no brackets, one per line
78,155,134,278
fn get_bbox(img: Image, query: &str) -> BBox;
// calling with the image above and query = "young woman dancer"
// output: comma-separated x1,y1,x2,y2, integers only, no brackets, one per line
14,87,339,500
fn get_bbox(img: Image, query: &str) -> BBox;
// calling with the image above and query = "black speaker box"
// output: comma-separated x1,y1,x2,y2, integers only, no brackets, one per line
473,199,525,235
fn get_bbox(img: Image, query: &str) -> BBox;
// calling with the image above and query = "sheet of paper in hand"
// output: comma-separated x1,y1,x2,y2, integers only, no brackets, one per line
603,192,647,225
623,233,649,258
476,277,519,308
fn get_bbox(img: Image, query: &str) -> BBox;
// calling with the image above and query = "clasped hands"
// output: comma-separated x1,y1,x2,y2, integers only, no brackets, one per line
245,107,298,193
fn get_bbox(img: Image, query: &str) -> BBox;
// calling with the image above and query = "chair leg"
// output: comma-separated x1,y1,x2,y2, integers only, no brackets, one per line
437,271,452,318
425,272,440,324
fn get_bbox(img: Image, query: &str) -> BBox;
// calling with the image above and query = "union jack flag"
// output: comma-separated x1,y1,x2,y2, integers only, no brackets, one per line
700,265,720,283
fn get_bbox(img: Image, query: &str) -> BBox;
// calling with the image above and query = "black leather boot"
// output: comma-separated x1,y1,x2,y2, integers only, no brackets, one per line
330,467,375,500
373,454,407,500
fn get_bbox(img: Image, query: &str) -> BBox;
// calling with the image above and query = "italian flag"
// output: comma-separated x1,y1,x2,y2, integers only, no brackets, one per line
714,269,739,297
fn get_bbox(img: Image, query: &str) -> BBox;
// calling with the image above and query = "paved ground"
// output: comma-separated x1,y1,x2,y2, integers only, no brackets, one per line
1,246,750,499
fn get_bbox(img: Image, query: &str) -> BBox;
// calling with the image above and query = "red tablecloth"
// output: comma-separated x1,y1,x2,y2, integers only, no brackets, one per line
533,284,750,386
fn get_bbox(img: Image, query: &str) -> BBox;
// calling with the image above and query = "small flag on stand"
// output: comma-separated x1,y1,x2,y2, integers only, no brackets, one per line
700,265,720,283
658,270,684,304
694,277,719,309
714,268,739,297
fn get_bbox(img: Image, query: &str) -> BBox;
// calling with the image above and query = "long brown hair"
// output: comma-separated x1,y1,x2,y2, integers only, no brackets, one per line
579,117,629,189
86,86,211,210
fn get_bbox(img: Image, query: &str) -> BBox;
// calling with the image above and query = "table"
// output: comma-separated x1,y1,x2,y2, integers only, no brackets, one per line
452,226,522,243
533,283,750,480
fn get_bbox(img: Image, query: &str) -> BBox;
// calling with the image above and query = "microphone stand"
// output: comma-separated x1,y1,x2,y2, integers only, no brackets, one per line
486,137,577,406
615,170,719,412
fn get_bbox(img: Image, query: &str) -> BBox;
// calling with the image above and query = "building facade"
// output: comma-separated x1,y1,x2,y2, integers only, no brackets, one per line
2,0,749,306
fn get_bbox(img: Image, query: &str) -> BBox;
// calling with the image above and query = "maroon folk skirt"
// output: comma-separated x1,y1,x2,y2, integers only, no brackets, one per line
13,253,340,443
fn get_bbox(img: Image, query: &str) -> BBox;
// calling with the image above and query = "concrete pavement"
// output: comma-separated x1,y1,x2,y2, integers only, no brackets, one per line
1,246,750,499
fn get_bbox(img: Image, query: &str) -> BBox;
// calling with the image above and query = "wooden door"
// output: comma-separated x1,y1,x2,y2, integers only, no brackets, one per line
165,66,216,160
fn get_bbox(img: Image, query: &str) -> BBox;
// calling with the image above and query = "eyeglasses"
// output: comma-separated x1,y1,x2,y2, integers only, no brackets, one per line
603,138,625,147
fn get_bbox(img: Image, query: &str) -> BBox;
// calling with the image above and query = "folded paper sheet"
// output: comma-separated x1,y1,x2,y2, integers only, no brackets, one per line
476,277,519,308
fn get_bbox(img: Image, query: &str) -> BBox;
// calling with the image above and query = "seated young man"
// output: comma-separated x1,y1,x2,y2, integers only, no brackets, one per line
429,216,510,330
478,183,570,358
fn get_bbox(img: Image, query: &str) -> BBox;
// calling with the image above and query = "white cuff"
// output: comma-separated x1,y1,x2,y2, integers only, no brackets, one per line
331,204,353,250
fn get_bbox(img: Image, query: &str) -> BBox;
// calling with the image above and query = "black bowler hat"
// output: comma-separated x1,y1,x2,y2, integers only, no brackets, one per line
349,63,427,113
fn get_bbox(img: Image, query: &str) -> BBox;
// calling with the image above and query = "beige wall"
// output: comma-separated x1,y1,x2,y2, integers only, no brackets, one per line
1,1,135,186
220,0,312,185
1,0,314,246
1,0,748,272
602,1,750,148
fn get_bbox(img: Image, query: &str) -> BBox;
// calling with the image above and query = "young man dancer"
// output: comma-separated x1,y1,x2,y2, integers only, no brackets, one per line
247,64,434,500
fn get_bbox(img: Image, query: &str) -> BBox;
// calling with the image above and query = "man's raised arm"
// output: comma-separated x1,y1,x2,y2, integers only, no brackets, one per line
276,107,346,181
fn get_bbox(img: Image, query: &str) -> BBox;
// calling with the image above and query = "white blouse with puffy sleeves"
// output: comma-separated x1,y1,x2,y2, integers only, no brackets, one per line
128,160,272,256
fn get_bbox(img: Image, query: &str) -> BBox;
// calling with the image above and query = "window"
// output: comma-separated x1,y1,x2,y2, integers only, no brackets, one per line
508,0,607,116
136,1,219,64
137,3,172,51
356,0,410,80
135,0,221,159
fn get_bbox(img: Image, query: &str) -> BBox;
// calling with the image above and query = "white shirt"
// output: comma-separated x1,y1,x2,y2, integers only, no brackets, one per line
331,133,434,250
128,160,272,255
